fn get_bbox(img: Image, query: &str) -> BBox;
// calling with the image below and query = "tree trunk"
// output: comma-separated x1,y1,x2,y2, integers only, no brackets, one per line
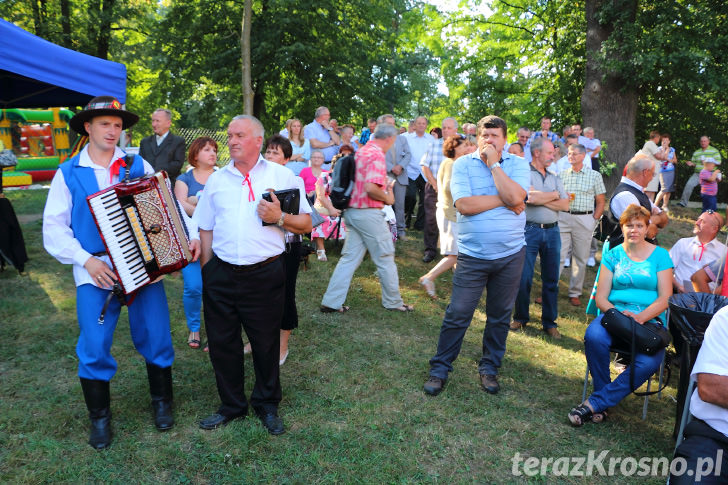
31,0,44,38
60,0,72,48
241,0,254,115
96,0,115,59
581,0,638,193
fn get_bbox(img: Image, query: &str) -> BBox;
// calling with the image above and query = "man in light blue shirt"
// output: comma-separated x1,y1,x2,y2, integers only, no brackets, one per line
424,115,530,397
404,116,434,230
303,106,340,169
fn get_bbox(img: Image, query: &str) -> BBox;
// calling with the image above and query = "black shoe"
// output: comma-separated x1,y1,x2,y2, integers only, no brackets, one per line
146,364,174,431
422,252,436,263
423,376,446,396
255,409,285,435
480,374,500,394
199,412,245,430
80,378,112,449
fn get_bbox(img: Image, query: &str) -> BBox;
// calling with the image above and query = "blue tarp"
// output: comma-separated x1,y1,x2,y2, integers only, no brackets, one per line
0,18,126,108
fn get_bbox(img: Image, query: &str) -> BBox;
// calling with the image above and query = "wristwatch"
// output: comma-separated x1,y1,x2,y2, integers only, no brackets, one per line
277,213,286,227
490,162,502,170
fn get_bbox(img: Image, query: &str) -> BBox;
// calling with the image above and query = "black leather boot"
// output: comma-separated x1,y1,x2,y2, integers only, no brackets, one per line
80,378,111,449
146,363,174,431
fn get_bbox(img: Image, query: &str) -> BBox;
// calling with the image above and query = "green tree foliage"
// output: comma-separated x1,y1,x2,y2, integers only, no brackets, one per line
148,0,442,133
433,0,586,137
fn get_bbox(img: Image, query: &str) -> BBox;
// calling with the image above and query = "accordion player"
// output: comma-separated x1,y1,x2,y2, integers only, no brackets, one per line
87,171,194,295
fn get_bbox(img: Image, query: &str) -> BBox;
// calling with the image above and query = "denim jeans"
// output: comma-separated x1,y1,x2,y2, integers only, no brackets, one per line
181,260,202,332
702,194,717,211
429,248,526,379
513,224,561,329
584,315,665,412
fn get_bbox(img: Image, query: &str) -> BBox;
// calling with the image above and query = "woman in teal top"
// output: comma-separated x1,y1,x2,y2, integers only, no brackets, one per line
569,204,673,426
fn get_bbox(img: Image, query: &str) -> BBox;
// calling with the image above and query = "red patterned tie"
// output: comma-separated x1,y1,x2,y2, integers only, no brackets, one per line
243,173,255,202
109,157,126,183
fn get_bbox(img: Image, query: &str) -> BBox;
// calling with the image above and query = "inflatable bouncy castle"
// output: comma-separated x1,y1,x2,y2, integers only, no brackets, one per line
0,108,74,187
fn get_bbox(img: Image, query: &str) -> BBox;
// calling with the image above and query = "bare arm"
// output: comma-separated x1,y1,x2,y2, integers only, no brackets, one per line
527,189,569,211
691,268,714,293
200,229,213,267
365,181,395,206
479,145,526,206
309,138,330,149
422,165,437,191
455,195,507,215
544,197,570,211
174,180,196,217
593,193,606,219
595,265,615,313
256,192,313,234
697,373,728,408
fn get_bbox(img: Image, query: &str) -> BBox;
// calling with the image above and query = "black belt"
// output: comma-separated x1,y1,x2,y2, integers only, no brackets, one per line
569,211,593,215
217,254,281,272
527,222,558,229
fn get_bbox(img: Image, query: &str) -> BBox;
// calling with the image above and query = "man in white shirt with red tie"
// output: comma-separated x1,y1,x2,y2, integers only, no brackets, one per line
43,96,201,449
194,115,312,435
669,211,726,294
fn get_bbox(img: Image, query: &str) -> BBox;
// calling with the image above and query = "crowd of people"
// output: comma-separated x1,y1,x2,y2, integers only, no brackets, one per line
40,98,728,480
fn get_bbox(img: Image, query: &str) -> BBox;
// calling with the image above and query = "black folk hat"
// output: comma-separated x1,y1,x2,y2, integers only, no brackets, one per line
69,96,139,136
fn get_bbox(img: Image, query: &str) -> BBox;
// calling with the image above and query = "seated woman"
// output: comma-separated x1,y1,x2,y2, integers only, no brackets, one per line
284,118,310,175
174,136,218,349
418,134,475,298
568,204,673,426
299,150,326,206
311,149,349,261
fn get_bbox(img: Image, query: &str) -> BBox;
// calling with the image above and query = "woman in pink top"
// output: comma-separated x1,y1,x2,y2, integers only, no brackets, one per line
298,150,325,202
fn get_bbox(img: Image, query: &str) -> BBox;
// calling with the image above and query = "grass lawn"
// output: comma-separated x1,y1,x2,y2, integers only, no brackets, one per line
0,188,711,484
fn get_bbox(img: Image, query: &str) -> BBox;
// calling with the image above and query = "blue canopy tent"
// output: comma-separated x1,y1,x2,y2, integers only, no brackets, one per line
0,18,127,108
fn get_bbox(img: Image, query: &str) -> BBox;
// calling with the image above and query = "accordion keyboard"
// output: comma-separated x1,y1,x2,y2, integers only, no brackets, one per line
89,190,151,292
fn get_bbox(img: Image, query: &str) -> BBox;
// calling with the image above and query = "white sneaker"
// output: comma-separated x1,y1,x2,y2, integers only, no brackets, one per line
564,257,571,268
587,257,596,267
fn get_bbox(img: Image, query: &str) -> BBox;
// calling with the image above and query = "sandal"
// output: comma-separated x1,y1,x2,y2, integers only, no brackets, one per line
320,305,350,313
419,277,436,298
592,410,608,424
188,339,201,349
387,304,415,312
568,404,593,427
317,250,327,262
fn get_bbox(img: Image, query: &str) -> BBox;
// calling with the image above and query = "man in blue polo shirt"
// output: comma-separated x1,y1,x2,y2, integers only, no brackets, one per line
423,115,530,396
304,106,340,170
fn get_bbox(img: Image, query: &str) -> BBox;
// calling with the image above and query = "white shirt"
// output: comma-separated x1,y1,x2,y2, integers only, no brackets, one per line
549,155,570,176
405,132,434,180
193,156,312,265
670,236,727,291
610,176,661,218
689,305,728,438
156,131,169,146
579,135,601,158
43,146,198,287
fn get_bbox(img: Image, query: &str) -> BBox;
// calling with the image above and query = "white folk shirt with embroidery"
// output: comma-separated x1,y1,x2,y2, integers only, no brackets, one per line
43,145,198,287
193,155,312,265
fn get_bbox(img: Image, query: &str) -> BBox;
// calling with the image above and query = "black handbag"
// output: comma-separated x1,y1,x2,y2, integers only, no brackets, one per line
261,188,300,226
600,308,671,396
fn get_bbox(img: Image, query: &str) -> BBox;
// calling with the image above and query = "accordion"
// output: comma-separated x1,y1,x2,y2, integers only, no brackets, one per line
87,171,192,295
